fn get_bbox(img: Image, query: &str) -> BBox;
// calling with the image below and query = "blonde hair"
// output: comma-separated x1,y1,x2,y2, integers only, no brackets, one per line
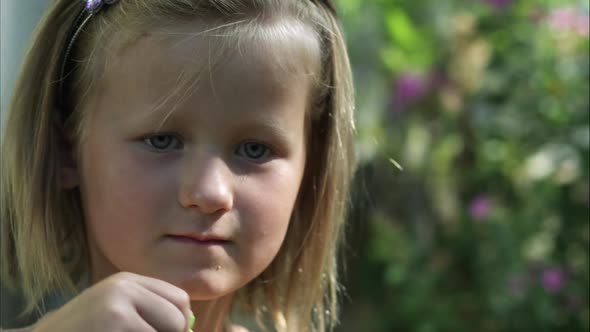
0,1,355,331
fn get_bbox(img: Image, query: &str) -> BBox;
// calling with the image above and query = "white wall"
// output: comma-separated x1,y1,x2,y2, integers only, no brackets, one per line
0,0,49,114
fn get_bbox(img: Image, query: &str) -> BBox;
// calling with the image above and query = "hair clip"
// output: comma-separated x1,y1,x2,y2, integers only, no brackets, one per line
85,0,119,13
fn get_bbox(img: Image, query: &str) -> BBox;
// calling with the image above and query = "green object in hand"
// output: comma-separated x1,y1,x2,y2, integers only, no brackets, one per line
188,312,196,332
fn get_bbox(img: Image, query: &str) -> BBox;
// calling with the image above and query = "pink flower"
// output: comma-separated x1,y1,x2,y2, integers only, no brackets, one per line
541,268,566,294
548,7,576,31
392,73,430,111
469,196,492,221
547,7,590,37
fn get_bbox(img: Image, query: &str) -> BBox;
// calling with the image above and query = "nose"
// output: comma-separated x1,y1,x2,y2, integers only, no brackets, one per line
178,153,233,214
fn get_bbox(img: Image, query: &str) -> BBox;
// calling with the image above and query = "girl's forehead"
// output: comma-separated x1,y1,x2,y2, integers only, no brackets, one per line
91,18,320,123
103,18,320,89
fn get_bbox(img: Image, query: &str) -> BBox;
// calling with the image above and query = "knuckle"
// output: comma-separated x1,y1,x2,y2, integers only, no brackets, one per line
104,302,131,325
177,289,190,306
107,273,133,290
113,271,133,281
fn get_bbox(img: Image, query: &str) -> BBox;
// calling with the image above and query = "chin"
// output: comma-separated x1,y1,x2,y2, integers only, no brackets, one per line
173,271,240,300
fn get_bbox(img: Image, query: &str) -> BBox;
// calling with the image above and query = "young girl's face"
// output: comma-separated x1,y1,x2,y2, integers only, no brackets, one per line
75,21,318,299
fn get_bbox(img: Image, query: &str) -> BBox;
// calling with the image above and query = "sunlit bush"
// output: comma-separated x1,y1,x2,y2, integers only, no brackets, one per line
338,0,589,331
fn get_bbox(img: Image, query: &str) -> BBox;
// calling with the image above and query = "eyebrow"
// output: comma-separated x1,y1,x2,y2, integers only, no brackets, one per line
151,108,297,142
229,119,298,147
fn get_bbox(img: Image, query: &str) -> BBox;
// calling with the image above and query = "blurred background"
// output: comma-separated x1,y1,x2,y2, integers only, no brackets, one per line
335,0,589,331
1,0,589,331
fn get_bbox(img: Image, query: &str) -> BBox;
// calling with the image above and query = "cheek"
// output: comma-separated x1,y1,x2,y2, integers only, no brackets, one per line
80,143,172,243
237,164,303,265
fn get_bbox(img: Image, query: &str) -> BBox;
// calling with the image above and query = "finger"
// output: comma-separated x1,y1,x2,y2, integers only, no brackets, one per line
122,273,192,330
130,281,187,332
127,309,158,332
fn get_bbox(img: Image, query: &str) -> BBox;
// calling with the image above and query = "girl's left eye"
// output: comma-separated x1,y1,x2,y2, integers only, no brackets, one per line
236,142,271,161
143,134,182,151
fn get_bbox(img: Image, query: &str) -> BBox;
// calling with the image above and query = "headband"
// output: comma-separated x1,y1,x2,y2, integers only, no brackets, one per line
57,0,119,112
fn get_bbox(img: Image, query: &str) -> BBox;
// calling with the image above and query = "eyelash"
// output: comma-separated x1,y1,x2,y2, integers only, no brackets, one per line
143,134,183,151
142,134,273,162
236,141,271,161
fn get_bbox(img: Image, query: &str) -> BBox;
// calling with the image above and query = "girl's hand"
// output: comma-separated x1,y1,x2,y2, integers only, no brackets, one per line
33,272,193,332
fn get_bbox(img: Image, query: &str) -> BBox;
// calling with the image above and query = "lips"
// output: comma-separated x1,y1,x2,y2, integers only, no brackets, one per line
166,233,229,245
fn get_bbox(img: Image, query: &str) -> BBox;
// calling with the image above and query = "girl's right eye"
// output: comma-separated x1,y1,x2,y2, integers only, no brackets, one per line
143,134,182,151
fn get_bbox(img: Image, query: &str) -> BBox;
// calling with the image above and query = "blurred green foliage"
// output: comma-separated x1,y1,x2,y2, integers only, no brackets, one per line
335,0,589,331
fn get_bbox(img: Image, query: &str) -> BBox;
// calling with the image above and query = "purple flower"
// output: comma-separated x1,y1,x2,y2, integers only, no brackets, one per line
392,73,429,112
541,267,566,294
485,0,513,10
469,196,492,221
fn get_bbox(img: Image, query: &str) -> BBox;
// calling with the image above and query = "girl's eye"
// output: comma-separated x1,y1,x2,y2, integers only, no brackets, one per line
236,142,271,161
144,134,182,151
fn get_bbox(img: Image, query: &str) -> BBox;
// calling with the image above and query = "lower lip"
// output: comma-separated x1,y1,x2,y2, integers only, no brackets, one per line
166,235,228,246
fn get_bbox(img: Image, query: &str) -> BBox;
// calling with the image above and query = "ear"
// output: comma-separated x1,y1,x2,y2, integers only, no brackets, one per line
55,119,80,189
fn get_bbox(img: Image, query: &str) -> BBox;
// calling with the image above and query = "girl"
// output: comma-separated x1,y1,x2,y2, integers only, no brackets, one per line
0,0,355,331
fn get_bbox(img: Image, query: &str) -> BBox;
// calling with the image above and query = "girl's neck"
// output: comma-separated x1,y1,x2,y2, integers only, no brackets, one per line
190,293,236,332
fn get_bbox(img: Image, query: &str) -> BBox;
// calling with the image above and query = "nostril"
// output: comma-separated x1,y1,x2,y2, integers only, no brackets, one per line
178,184,233,214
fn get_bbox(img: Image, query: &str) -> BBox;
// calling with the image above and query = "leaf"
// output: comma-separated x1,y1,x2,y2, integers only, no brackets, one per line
386,9,420,51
